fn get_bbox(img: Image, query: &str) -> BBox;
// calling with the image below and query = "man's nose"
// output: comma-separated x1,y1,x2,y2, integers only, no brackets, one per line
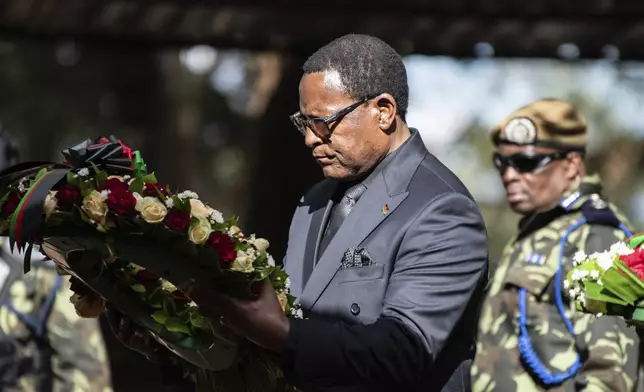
304,127,323,149
501,165,520,184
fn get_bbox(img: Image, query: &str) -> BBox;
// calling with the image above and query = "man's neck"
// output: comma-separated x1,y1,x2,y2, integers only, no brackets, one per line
387,123,411,155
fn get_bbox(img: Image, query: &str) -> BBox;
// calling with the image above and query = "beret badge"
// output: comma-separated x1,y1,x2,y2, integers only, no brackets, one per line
502,117,537,145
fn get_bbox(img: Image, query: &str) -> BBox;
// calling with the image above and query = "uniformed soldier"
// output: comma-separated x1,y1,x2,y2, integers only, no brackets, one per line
0,130,113,392
471,99,641,391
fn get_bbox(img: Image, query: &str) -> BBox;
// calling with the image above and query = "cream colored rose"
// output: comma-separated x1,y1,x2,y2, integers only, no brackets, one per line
188,217,212,245
277,292,288,312
190,199,211,219
252,238,270,252
135,196,167,224
229,226,243,238
70,293,105,319
230,250,255,273
82,190,108,224
43,191,58,219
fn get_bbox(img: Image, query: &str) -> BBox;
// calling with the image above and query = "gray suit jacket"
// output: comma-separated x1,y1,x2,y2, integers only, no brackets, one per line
284,130,489,391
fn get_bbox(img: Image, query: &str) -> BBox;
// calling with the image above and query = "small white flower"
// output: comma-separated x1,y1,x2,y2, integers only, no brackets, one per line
209,210,224,224
165,198,174,208
610,241,634,257
597,279,603,286
178,191,199,200
590,270,600,280
573,250,587,266
267,255,275,267
594,251,616,271
285,278,291,289
77,168,90,177
563,280,570,289
17,182,26,193
100,190,109,200
123,175,131,181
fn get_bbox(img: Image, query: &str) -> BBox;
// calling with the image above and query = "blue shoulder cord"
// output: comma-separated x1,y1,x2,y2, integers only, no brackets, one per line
517,196,632,386
3,274,64,339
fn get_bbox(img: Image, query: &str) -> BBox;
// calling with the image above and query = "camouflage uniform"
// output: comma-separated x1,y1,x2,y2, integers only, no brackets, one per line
0,239,113,392
472,99,641,391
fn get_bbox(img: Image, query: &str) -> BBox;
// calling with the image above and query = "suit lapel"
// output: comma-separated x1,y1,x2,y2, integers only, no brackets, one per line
300,172,408,312
301,199,333,288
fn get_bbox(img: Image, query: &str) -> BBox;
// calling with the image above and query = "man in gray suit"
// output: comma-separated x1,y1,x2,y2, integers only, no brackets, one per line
191,34,490,391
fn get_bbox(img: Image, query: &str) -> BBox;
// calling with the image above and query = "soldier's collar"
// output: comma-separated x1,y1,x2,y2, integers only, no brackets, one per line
517,177,605,238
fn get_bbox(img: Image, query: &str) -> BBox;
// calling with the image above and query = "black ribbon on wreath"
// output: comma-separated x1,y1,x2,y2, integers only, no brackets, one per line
3,135,135,273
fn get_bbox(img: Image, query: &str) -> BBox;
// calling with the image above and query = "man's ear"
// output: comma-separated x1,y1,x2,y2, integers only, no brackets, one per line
566,153,584,180
373,93,397,131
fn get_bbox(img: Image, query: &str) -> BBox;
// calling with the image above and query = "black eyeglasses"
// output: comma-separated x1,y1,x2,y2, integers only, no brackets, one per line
493,152,571,173
289,97,372,140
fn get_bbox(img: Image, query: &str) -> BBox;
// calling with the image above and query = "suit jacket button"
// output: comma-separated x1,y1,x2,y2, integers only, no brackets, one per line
350,303,360,316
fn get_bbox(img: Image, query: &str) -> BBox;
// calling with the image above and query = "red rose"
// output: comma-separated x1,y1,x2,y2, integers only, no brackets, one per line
621,248,644,280
56,185,81,210
143,182,168,198
0,191,20,218
164,209,190,232
208,232,237,265
103,178,129,192
135,269,160,284
107,188,137,216
170,290,190,303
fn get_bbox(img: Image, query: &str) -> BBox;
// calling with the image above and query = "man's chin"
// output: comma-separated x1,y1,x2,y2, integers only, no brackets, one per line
321,165,352,181
509,200,534,215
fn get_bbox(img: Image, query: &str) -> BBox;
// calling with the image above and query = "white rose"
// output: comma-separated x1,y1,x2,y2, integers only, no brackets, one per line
252,238,270,252
188,217,212,245
82,190,108,224
230,250,255,273
135,196,167,224
43,191,58,219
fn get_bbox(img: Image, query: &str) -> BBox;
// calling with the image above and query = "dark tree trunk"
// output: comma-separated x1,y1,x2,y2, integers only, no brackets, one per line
244,55,323,263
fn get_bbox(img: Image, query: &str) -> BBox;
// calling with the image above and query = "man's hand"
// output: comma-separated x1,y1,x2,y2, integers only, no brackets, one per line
191,280,290,353
105,305,170,362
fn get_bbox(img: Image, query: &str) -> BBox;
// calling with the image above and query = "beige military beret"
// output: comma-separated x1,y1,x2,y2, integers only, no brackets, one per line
491,98,587,151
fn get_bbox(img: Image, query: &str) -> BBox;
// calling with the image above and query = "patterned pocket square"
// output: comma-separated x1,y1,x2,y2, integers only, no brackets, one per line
340,247,375,270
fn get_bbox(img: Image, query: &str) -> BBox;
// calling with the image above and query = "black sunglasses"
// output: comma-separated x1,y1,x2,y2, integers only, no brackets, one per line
493,152,571,173
289,97,373,140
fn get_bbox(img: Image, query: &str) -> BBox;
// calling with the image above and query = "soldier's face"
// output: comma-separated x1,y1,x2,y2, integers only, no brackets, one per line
495,144,581,215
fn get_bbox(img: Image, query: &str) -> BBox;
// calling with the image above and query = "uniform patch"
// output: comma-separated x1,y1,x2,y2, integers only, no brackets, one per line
525,253,546,265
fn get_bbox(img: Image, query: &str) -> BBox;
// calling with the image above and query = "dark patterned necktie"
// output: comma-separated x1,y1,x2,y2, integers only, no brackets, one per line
317,182,367,261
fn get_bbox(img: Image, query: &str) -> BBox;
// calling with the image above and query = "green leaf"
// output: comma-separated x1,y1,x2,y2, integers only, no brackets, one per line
162,297,177,314
181,198,191,214
131,283,146,293
133,151,148,177
80,181,96,197
190,312,211,329
151,311,168,325
66,171,81,187
90,162,101,174
615,260,644,289
584,281,629,306
95,171,108,189
165,318,191,334
129,178,144,194
34,168,48,182
143,172,158,184
629,235,644,250
601,268,644,305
